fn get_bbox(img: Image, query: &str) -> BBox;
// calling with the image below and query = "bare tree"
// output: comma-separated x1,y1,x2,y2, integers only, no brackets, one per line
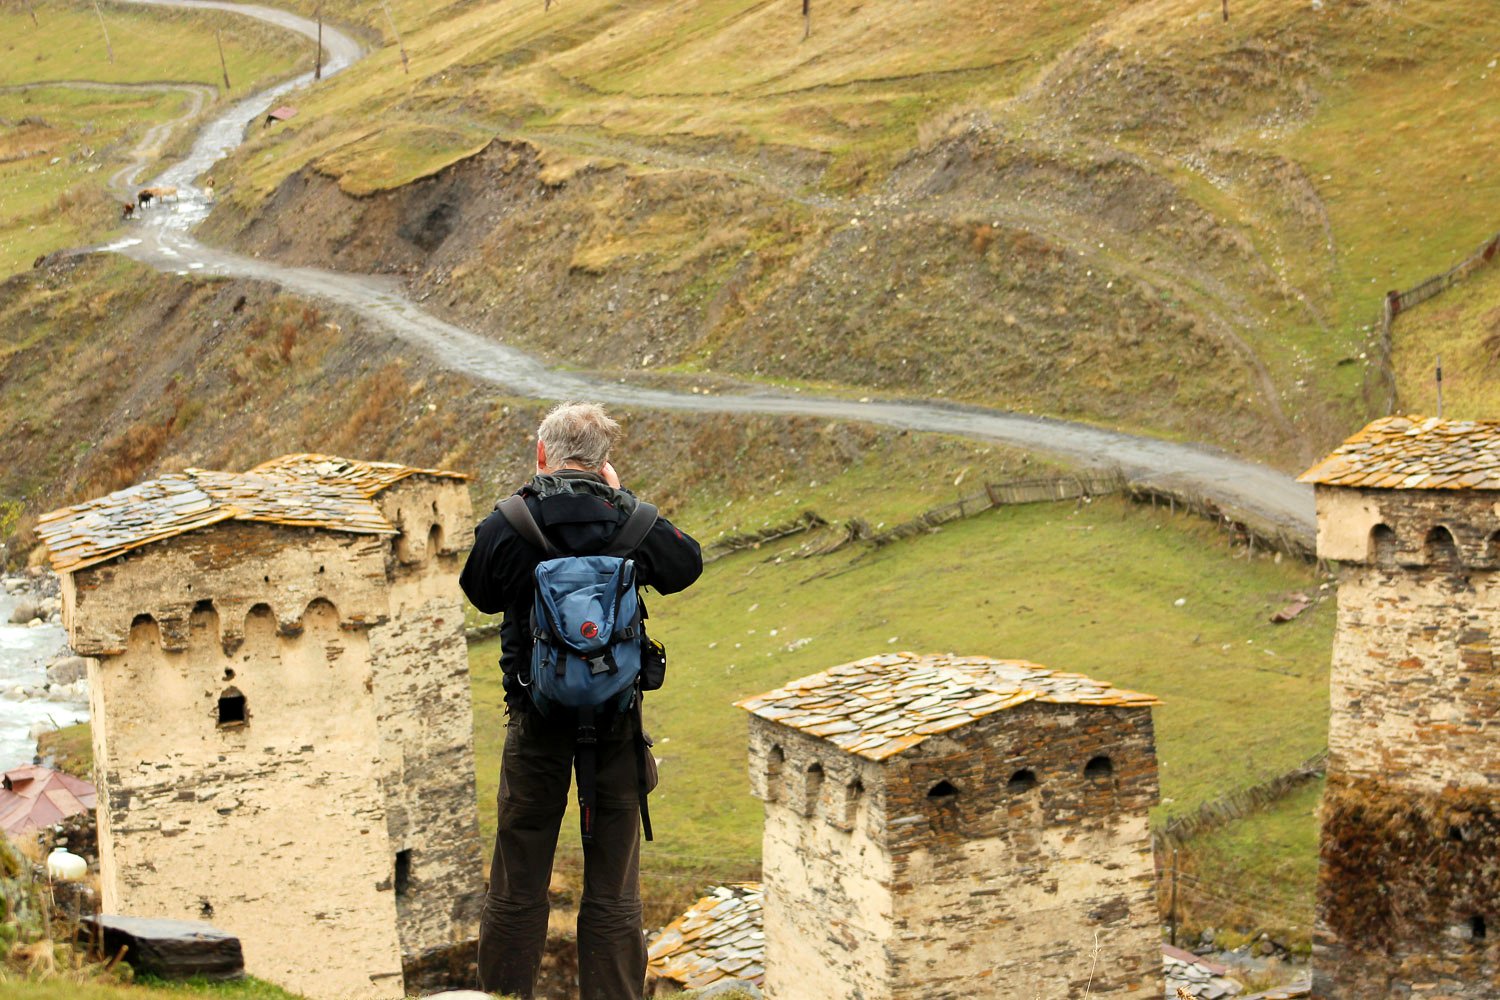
802,0,810,39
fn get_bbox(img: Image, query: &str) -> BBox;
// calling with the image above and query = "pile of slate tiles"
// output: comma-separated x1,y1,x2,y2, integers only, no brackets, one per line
646,884,764,991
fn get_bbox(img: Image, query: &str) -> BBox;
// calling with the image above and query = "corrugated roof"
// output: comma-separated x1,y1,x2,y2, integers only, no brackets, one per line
1298,415,1500,490
647,884,764,992
736,652,1158,762
0,765,97,836
36,455,466,574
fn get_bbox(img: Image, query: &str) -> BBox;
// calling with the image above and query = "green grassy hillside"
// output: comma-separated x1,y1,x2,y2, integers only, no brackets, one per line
1389,254,1500,419
471,492,1334,920
195,0,1500,469
0,1,304,275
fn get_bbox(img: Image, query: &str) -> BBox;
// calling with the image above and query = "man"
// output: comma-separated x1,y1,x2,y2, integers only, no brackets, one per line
460,402,702,1000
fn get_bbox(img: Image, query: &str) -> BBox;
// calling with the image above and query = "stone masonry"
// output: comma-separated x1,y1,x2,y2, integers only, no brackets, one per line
36,456,484,1000
737,652,1162,1000
1301,416,1500,999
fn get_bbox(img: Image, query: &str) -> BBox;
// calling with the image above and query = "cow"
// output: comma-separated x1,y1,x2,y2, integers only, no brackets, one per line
121,202,136,220
136,186,179,208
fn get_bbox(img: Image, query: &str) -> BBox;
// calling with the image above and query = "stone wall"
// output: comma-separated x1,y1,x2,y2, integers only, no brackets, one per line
366,478,483,984
1315,776,1499,999
751,721,893,1000
89,592,406,1000
748,702,1160,999
71,487,485,1000
1315,485,1500,999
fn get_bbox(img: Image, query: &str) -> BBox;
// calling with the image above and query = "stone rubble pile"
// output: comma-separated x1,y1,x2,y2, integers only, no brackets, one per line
1164,947,1242,999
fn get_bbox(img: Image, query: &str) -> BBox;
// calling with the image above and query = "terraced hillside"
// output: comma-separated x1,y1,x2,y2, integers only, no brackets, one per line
196,0,1498,469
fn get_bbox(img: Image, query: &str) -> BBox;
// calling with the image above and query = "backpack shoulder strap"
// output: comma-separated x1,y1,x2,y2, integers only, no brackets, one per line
605,501,659,558
498,495,561,558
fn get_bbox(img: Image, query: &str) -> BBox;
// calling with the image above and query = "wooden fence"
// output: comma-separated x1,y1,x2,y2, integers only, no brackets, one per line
1154,748,1328,850
1367,229,1500,416
865,473,1129,548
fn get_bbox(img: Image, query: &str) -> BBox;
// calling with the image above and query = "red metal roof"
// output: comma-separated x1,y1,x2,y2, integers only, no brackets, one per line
266,106,298,121
0,765,97,836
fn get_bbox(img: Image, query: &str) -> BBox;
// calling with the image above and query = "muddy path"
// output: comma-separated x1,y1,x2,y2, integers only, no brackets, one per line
105,0,1316,540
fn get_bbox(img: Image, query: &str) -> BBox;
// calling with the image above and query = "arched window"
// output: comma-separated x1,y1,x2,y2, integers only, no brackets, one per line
803,762,824,818
1007,768,1038,793
217,687,248,728
1370,524,1398,567
1085,756,1114,780
927,779,958,799
841,779,864,830
428,523,446,558
765,745,784,802
1425,526,1460,568
1471,916,1488,942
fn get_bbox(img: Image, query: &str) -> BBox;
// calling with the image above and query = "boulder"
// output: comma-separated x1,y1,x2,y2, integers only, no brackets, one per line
47,656,88,686
88,915,244,981
8,599,39,624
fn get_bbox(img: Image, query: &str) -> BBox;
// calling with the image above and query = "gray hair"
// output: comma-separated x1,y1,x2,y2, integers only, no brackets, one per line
537,402,621,470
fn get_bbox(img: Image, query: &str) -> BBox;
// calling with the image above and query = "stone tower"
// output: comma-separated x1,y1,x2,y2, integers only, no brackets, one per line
737,652,1162,1000
36,455,484,1000
1301,416,1500,999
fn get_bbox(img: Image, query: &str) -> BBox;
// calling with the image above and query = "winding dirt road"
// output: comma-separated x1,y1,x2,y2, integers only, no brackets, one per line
104,0,1317,540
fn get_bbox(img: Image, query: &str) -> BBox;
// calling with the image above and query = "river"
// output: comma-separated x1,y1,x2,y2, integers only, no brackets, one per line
0,587,84,773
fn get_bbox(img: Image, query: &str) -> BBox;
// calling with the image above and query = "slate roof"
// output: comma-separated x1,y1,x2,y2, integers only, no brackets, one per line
0,765,97,836
646,884,764,991
648,883,1283,999
1298,415,1500,490
736,652,1158,762
36,454,466,574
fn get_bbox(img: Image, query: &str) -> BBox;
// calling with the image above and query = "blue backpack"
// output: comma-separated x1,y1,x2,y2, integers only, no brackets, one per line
498,493,661,843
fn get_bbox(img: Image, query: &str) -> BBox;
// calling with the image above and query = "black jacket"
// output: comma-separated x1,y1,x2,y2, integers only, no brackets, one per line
459,470,703,711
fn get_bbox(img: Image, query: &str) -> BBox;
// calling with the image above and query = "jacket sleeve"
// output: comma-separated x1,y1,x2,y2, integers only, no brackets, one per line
633,513,703,595
459,505,539,614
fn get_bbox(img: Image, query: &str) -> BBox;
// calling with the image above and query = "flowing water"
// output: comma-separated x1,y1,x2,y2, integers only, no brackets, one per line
0,589,84,772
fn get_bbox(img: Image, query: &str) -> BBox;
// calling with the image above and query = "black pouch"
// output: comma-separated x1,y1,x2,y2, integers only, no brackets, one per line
641,635,667,691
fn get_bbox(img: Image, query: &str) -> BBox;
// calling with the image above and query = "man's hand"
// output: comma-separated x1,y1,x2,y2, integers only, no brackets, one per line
601,461,621,488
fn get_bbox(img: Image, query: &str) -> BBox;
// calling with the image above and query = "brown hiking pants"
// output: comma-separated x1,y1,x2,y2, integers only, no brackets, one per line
478,709,646,1000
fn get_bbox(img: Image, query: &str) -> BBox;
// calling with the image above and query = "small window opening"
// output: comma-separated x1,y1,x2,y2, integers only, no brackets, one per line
428,523,445,556
842,779,864,828
1007,769,1038,793
223,667,235,681
1472,916,1487,941
217,687,247,728
803,762,824,817
394,850,412,897
766,745,785,802
199,899,214,918
1085,756,1114,779
1450,825,1467,843
927,779,958,799
1371,524,1397,568
1426,526,1460,567
318,565,326,574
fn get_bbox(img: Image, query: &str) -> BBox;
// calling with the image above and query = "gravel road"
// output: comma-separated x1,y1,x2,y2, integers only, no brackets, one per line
107,0,1317,540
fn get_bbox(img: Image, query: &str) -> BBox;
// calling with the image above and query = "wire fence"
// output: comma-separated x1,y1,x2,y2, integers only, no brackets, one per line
1367,229,1500,416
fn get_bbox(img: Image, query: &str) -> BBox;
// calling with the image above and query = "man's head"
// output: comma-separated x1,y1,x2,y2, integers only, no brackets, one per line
536,402,621,474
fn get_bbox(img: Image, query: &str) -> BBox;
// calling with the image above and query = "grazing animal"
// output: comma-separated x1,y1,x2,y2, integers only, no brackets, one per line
136,186,179,209
121,202,136,220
